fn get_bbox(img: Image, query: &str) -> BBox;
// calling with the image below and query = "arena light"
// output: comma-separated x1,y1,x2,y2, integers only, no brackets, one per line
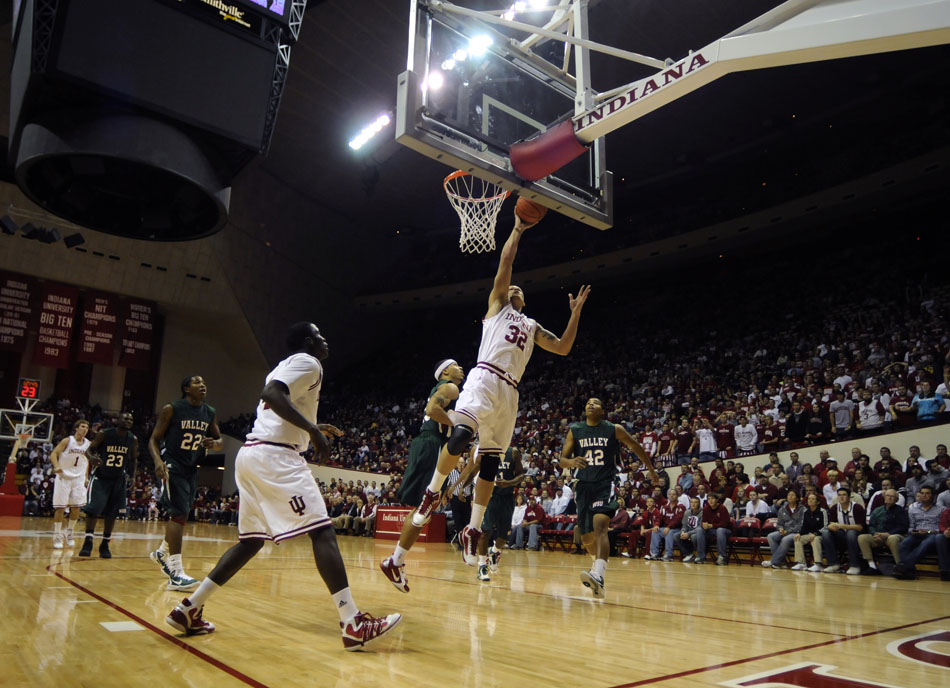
529,0,548,8
348,113,393,151
468,34,493,57
441,58,456,71
452,48,468,61
423,69,445,91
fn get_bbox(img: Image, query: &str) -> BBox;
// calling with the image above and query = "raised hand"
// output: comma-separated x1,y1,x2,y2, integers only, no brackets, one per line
568,284,592,313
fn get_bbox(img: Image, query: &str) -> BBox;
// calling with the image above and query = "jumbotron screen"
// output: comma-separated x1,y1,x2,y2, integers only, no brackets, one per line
247,0,285,15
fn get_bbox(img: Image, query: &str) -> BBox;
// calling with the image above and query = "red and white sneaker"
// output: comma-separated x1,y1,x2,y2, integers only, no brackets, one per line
341,611,402,651
166,598,216,636
410,489,439,527
380,556,409,593
459,525,481,566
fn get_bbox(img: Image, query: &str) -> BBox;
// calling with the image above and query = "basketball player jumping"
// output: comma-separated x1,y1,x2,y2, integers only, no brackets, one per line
80,412,139,558
380,358,465,592
149,375,223,591
49,419,91,549
410,210,592,565
166,322,401,651
560,398,658,598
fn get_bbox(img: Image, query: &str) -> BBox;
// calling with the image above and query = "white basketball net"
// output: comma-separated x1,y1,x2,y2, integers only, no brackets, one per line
444,171,510,254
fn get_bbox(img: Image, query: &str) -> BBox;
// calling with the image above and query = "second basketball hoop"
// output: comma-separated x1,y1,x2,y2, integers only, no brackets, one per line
443,170,511,254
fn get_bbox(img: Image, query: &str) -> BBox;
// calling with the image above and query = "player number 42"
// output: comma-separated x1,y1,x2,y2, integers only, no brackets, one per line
584,449,605,466
180,433,204,451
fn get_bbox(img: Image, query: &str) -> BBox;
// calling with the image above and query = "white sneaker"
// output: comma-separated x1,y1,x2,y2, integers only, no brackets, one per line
52,533,64,549
65,532,75,547
807,564,822,572
760,560,772,568
823,565,840,573
682,554,695,563
791,563,806,571
845,566,861,575
580,570,605,599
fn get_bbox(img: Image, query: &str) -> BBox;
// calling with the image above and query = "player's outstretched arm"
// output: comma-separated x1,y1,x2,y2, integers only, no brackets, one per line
616,425,659,483
424,382,460,428
260,380,331,461
534,285,591,356
487,215,535,317
149,404,174,481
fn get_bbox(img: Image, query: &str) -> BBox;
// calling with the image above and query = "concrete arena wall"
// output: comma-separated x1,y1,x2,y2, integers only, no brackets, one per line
219,436,389,497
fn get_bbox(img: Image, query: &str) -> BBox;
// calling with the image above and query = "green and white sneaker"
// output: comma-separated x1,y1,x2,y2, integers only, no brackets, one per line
580,570,605,599
167,571,200,592
477,564,491,582
150,549,172,577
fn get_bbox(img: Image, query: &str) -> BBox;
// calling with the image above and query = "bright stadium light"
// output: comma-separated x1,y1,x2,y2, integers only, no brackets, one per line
529,0,548,8
514,1,527,12
348,113,392,151
453,49,468,61
468,34,493,57
441,58,456,71
503,9,515,20
422,69,444,92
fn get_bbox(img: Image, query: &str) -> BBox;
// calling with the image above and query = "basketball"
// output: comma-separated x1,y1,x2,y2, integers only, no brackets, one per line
515,197,548,225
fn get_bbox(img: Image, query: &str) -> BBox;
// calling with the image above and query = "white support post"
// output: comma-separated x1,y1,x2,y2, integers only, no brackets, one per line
570,0,950,144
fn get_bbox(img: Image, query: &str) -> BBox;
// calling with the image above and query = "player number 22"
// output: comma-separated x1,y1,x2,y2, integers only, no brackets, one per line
180,433,204,451
504,325,527,351
584,449,605,466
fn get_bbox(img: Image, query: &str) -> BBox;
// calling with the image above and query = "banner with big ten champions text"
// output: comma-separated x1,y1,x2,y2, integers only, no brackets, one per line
118,299,156,370
32,282,79,368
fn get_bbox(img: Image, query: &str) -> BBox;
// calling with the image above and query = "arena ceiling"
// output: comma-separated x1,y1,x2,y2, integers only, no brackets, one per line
2,1,949,297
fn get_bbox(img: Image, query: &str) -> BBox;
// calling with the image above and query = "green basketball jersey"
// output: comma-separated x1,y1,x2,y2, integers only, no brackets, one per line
570,420,619,483
419,379,455,439
162,399,216,470
95,427,135,479
494,447,517,496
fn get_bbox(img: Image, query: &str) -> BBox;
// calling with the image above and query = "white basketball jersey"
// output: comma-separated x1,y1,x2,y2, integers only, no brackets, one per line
476,302,538,384
60,436,90,479
248,353,322,452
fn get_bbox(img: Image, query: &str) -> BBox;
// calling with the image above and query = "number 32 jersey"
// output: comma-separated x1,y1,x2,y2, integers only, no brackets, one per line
570,420,620,483
162,399,216,471
477,302,538,384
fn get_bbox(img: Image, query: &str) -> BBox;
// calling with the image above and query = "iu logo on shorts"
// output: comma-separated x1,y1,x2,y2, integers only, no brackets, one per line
289,495,306,515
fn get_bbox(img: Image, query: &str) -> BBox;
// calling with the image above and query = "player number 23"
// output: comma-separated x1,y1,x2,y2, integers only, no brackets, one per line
105,454,124,468
584,449,605,466
180,433,204,451
504,325,527,351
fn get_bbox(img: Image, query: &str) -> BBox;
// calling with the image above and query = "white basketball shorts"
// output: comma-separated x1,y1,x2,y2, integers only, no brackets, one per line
52,474,87,509
235,442,331,543
448,366,519,454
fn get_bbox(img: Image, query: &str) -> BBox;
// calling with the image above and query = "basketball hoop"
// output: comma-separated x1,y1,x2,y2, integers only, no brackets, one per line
17,433,31,445
443,171,510,254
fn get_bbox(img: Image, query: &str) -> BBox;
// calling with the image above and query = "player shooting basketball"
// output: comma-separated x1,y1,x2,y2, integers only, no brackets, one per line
409,201,591,566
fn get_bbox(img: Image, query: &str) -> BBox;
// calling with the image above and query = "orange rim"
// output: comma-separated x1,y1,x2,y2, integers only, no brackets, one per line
443,170,511,202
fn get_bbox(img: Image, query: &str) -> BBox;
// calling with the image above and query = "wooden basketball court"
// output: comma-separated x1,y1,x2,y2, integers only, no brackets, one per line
2,516,947,687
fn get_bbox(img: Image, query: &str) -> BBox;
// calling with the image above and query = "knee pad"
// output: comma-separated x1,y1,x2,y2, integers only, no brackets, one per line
478,452,501,481
171,515,187,526
445,423,475,455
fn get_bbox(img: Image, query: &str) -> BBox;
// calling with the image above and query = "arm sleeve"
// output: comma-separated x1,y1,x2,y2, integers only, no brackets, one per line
271,356,321,400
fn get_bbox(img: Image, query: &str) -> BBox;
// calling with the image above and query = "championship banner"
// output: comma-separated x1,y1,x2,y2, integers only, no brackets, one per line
118,299,156,370
0,271,37,353
32,281,79,369
77,291,118,365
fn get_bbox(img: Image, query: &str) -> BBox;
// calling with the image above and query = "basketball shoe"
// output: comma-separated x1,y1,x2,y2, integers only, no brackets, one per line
341,611,402,651
166,598,215,636
52,533,64,550
459,525,481,566
64,531,75,547
99,540,112,559
477,563,491,582
167,570,200,591
487,545,501,573
78,536,93,557
580,569,605,599
149,548,173,577
379,556,409,593
410,489,439,527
